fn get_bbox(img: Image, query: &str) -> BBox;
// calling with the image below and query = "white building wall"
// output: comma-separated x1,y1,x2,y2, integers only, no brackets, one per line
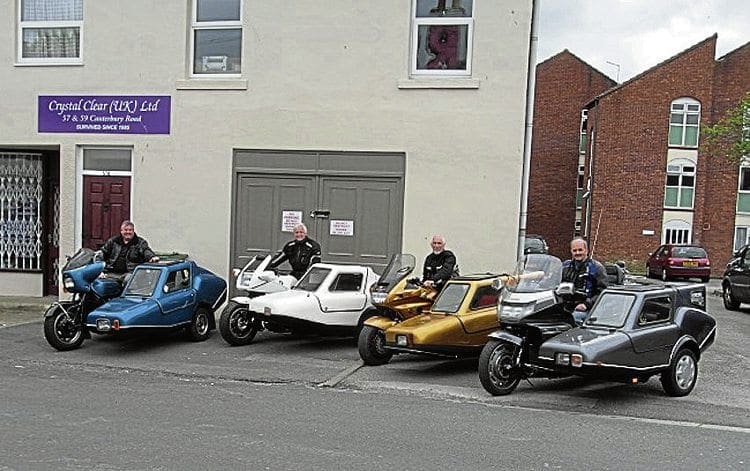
1,0,532,295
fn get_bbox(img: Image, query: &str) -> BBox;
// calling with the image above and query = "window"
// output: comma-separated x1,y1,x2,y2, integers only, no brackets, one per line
668,98,700,147
165,269,191,293
579,110,588,154
0,153,43,271
576,164,585,209
469,285,498,310
663,226,691,245
638,296,672,325
573,219,581,237
18,0,83,64
411,0,474,76
191,0,242,76
734,227,749,252
737,166,750,213
329,273,363,292
664,163,695,209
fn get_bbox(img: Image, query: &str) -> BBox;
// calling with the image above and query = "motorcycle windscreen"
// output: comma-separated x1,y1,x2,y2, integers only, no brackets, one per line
504,254,563,294
370,254,417,293
64,248,97,271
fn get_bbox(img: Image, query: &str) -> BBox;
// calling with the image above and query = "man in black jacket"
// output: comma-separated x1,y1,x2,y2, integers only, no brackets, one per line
100,220,159,282
268,223,322,279
422,234,458,290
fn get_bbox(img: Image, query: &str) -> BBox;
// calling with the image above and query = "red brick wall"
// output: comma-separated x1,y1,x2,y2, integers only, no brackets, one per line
527,51,616,258
586,37,720,269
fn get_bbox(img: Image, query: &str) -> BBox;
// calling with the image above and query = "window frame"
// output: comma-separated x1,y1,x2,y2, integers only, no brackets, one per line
410,0,474,77
17,0,84,65
668,98,701,148
737,165,750,214
734,226,749,252
664,163,695,209
190,0,243,78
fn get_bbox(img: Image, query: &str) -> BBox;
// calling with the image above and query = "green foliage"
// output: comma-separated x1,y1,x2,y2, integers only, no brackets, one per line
702,92,750,164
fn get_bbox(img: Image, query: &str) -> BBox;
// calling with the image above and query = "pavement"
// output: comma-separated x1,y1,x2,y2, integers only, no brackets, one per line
0,295,57,328
0,279,724,329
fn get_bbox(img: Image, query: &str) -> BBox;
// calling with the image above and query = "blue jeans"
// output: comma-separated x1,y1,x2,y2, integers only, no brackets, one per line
573,309,587,326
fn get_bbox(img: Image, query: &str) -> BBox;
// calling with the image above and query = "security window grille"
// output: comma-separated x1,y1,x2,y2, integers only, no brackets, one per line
0,153,44,271
411,0,474,76
18,0,83,64
191,0,242,75
668,100,700,147
664,227,691,245
664,164,695,209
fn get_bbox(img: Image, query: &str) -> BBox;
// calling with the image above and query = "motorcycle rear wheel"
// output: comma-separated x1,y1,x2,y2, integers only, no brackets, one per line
43,305,84,351
478,339,521,396
219,300,259,346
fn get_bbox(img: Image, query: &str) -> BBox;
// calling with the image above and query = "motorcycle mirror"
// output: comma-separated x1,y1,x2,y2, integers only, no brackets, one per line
491,278,505,290
555,282,575,296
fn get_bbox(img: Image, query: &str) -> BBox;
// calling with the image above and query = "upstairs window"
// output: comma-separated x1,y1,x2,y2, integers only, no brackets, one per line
575,164,585,209
668,98,700,147
737,166,750,213
664,163,695,209
579,110,588,154
18,0,83,64
191,0,242,76
411,0,474,76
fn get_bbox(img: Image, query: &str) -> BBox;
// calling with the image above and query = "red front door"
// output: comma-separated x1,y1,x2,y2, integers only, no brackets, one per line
83,176,131,249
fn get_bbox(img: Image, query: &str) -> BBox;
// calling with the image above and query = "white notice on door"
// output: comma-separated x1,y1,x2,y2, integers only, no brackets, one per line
281,210,303,232
329,220,354,236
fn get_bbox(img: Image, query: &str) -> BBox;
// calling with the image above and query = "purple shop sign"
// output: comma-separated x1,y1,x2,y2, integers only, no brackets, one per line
38,95,171,134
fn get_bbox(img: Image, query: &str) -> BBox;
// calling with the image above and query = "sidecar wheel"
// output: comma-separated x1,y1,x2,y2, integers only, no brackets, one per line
43,306,84,351
478,340,521,396
186,307,211,342
661,348,697,397
358,325,392,365
219,301,258,346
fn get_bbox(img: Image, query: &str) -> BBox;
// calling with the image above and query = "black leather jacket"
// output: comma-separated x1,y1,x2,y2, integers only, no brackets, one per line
100,234,156,274
423,250,458,289
269,237,322,279
561,257,609,309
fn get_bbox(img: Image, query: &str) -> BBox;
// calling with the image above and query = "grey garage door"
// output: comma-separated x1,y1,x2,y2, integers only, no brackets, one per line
231,150,404,275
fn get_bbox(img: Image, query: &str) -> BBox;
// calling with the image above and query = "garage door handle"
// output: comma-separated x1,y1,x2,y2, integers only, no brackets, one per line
310,210,330,219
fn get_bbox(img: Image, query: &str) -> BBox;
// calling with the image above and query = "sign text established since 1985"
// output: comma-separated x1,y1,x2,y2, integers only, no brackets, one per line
38,95,171,135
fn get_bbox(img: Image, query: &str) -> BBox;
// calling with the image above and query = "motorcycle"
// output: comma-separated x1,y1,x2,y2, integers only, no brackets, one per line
478,254,582,396
219,254,297,345
43,248,123,351
358,253,438,365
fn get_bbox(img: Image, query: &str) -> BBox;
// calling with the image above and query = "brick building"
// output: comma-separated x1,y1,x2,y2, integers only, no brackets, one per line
529,35,750,276
526,50,616,258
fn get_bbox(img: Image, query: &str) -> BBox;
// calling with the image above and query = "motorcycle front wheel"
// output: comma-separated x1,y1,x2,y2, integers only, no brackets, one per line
43,304,84,351
478,339,521,396
219,300,259,346
358,325,392,366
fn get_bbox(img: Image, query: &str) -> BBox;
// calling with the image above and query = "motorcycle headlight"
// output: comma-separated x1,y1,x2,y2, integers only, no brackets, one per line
63,276,75,291
371,292,387,304
500,302,535,321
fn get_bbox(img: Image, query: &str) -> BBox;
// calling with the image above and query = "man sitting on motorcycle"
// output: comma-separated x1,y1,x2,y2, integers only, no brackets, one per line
99,220,159,284
561,237,608,325
422,234,458,291
268,223,322,279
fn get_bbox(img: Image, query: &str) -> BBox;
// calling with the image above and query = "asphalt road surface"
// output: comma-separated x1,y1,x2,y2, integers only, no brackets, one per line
0,292,747,470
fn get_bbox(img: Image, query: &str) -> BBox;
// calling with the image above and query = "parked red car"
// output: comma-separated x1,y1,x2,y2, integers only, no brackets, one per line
646,244,711,282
